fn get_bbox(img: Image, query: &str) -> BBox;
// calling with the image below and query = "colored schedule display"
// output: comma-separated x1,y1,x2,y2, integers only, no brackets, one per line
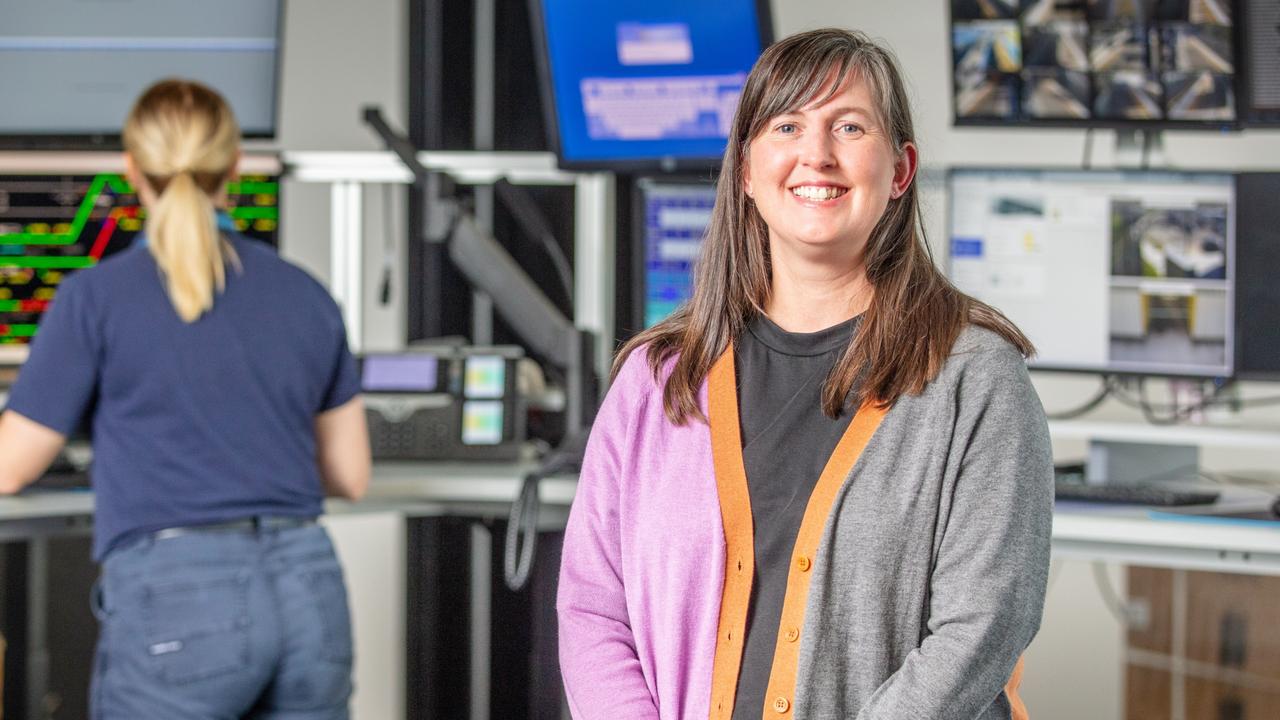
0,173,279,343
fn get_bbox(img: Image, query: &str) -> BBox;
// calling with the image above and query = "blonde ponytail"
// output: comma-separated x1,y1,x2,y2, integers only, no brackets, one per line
146,170,229,321
122,79,241,323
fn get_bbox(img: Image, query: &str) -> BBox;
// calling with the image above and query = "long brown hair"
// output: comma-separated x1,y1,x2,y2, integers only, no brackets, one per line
616,28,1032,424
123,79,241,322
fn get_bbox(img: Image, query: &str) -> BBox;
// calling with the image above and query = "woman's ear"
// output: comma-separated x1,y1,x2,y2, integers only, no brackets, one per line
122,152,154,206
890,141,917,199
123,152,141,188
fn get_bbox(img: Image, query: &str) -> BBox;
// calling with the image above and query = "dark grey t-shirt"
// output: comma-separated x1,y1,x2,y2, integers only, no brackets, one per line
731,312,860,720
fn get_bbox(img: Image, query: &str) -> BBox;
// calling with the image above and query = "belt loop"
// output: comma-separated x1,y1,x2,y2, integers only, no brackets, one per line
90,578,108,621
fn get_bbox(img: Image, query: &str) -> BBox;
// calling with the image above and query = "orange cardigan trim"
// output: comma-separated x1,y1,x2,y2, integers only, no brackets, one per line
759,394,886,717
707,349,755,719
1006,656,1028,720
706,346,886,718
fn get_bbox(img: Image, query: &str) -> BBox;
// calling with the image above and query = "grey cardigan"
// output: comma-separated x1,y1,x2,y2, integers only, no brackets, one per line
794,326,1054,718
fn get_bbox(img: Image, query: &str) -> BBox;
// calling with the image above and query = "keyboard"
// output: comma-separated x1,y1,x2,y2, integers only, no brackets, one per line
33,471,91,490
1055,481,1220,507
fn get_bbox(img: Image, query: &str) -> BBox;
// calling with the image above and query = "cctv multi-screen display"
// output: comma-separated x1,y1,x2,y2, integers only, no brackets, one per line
950,0,1239,128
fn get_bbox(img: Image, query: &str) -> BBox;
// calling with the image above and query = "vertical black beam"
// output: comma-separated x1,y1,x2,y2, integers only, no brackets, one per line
406,517,473,720
1234,173,1280,379
527,531,565,720
1,543,28,720
407,0,444,340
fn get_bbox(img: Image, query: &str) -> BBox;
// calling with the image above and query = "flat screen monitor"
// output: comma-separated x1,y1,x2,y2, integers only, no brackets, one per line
0,153,281,363
529,0,772,170
0,0,283,146
1240,0,1280,125
949,0,1240,129
632,178,717,328
948,168,1235,378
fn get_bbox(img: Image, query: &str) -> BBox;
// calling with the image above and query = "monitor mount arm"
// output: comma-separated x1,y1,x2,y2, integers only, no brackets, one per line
361,107,598,442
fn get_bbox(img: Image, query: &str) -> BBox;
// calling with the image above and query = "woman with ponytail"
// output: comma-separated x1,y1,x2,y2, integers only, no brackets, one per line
0,79,370,719
558,30,1053,719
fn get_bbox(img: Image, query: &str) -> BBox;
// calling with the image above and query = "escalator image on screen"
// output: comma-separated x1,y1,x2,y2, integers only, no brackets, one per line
947,168,1235,378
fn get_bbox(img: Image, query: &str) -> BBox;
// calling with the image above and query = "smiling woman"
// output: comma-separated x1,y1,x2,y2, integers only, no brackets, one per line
742,70,913,332
558,28,1055,720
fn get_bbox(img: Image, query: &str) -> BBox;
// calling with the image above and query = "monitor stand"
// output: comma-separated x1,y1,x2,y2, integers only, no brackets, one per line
1086,438,1198,486
1115,129,1168,169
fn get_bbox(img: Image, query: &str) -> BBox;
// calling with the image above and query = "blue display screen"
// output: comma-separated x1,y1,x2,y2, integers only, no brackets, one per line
640,180,716,326
536,0,766,166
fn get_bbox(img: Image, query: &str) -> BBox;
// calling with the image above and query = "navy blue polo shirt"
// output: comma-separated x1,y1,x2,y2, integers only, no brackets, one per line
7,223,360,560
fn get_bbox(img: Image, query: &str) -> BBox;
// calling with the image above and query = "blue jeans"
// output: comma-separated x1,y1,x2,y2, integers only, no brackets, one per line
91,522,353,720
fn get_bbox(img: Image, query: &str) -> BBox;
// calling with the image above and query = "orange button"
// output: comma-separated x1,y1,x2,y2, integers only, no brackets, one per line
773,696,790,713
783,627,799,642
796,555,811,572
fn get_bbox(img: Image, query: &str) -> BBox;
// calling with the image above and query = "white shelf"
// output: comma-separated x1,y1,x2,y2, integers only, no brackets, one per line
283,150,577,185
1048,420,1280,449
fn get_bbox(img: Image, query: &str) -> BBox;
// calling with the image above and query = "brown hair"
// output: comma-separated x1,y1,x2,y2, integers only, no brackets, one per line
123,79,240,322
616,28,1032,424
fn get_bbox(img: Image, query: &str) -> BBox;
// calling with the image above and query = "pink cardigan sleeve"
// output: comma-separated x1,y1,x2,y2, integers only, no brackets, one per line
557,355,661,719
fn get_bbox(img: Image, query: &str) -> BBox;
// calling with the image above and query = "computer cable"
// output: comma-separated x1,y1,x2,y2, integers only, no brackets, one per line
1043,374,1280,425
504,466,541,592
1129,376,1233,425
1090,561,1143,630
1044,375,1112,420
379,183,396,306
503,431,590,591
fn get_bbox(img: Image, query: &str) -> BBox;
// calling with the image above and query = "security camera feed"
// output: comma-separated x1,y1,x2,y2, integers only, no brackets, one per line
953,21,1022,118
951,0,1236,124
948,169,1235,377
0,0,282,139
638,179,716,327
0,171,279,347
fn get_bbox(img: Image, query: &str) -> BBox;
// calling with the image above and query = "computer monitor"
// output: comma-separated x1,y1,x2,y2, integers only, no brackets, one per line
0,153,282,362
528,0,772,170
948,168,1235,378
0,0,283,146
949,0,1241,129
631,177,717,329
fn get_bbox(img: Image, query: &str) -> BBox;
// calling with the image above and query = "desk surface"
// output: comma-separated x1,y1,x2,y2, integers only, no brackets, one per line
2,463,1277,573
1052,500,1280,574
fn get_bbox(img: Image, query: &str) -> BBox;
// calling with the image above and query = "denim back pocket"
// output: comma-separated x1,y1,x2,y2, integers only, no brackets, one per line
142,571,251,684
303,567,354,664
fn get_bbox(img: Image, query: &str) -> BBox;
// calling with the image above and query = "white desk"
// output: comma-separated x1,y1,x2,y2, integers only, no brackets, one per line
2,467,1277,576
2,463,1278,720
1054,503,1280,575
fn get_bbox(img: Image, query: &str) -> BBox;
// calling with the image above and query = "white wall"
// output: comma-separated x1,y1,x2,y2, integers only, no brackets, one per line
323,512,407,720
769,2,1280,718
269,0,408,353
